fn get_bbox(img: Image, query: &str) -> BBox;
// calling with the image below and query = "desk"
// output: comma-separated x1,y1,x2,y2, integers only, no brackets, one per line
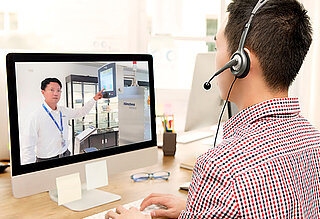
0,140,212,218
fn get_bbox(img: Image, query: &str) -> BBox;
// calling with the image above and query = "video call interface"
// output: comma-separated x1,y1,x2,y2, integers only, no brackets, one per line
15,61,152,165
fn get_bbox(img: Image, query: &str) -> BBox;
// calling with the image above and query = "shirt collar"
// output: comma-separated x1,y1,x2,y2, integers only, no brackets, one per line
223,97,301,139
42,101,59,113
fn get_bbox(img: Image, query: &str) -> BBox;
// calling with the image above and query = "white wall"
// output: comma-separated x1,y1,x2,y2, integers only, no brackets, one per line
289,0,320,129
0,0,148,52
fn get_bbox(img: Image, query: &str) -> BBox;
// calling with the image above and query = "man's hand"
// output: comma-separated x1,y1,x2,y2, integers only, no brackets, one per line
105,206,151,219
140,193,187,219
94,89,105,101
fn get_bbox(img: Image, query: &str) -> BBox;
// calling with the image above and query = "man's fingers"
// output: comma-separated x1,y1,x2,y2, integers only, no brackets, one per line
105,210,118,219
98,88,105,94
94,88,105,100
140,196,167,210
151,209,169,218
142,193,167,204
140,197,157,210
115,205,128,214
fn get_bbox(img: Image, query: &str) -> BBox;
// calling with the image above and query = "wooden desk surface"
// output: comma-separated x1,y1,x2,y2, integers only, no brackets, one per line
0,141,211,218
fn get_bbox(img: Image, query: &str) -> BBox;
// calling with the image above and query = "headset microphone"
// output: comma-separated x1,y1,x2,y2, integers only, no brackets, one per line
204,0,269,87
203,58,238,90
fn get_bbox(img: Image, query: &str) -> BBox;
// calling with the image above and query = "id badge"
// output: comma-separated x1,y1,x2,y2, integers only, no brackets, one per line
61,138,66,148
59,134,65,158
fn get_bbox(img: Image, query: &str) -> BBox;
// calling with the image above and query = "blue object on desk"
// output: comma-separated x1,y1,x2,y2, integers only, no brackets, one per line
83,147,98,153
130,171,170,182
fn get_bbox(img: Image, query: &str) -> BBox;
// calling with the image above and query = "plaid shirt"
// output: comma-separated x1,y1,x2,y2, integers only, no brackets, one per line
180,98,320,218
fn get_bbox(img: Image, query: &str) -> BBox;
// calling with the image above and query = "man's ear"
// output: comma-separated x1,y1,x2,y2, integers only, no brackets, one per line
41,90,45,95
244,47,261,75
244,47,253,74
244,48,251,60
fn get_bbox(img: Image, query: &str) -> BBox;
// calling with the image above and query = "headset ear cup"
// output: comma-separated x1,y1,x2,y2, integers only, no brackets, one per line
237,51,251,78
238,51,250,78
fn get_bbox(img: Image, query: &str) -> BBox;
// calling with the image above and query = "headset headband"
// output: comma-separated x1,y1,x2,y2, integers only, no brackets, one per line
231,0,269,78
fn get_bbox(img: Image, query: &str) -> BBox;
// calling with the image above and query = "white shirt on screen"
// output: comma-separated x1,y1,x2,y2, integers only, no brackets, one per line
21,99,96,165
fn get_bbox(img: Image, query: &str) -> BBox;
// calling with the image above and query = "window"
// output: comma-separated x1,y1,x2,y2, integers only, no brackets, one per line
146,0,221,89
206,18,218,51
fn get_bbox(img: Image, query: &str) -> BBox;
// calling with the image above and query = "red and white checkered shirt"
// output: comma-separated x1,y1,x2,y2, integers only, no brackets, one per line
180,98,320,218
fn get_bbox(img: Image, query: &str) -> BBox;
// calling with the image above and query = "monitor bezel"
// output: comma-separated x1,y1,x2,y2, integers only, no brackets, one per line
6,53,157,176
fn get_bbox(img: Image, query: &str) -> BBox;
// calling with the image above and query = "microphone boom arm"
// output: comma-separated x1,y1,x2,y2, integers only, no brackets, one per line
203,59,238,90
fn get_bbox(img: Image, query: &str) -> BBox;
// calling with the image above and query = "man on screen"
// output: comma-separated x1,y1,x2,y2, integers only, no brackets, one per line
21,78,104,164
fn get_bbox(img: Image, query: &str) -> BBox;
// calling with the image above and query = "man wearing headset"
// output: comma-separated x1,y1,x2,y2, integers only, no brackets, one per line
106,0,320,218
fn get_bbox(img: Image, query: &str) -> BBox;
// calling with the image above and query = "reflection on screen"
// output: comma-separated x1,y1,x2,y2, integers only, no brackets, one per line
15,61,151,165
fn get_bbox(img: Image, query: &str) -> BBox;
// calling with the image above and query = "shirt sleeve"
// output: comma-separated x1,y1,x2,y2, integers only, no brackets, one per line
179,155,239,218
64,98,96,119
21,114,38,165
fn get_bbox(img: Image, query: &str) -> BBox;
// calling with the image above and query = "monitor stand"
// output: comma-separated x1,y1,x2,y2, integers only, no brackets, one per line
49,186,121,211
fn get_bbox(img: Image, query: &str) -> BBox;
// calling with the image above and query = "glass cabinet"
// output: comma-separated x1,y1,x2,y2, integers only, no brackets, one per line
65,75,119,153
66,74,97,131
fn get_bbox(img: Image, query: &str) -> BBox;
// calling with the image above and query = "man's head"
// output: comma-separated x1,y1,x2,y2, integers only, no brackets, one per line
41,78,62,109
41,78,62,91
224,0,312,91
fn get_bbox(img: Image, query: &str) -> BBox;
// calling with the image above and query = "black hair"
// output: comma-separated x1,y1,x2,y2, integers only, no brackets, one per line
225,0,312,91
41,78,62,90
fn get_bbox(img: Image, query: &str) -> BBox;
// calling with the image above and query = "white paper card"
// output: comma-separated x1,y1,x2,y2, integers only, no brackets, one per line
56,172,82,205
85,160,108,190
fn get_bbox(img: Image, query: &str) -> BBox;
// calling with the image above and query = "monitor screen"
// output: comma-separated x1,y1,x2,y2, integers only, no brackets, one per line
98,63,116,98
6,53,156,178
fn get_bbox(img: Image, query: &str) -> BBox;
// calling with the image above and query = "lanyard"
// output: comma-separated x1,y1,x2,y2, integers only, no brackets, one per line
42,104,63,135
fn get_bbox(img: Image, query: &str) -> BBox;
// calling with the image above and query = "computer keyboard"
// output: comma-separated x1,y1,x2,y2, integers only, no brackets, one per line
84,199,167,219
177,131,213,144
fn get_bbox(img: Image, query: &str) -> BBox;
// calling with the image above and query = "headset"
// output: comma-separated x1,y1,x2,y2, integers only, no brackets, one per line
203,0,269,90
203,0,269,146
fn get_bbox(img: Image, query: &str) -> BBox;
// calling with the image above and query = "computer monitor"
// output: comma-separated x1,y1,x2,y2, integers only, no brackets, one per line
184,52,228,132
6,53,157,210
98,63,117,98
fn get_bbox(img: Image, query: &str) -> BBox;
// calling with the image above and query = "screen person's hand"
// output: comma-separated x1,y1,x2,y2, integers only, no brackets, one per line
140,193,187,218
94,88,105,101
